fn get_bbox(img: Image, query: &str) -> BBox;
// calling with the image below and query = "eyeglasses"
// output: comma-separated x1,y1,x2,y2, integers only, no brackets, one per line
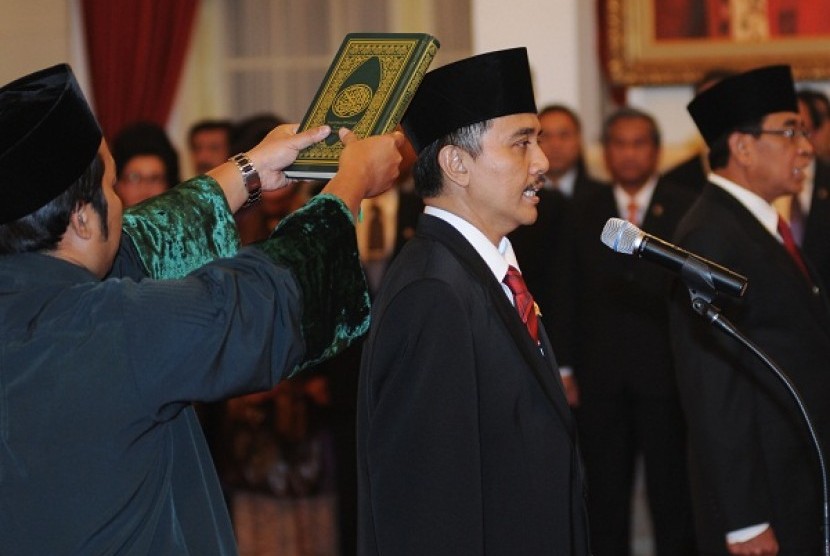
118,172,167,186
740,127,812,141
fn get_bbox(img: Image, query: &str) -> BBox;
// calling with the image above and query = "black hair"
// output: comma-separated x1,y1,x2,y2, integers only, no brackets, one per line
538,104,582,131
112,122,180,187
230,113,286,154
797,89,830,129
0,154,108,254
601,107,661,148
188,119,233,145
707,116,764,170
412,119,492,198
537,103,588,173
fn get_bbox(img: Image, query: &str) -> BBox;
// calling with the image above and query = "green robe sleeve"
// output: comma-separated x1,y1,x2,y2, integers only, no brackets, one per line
121,177,369,375
121,176,240,280
257,193,370,374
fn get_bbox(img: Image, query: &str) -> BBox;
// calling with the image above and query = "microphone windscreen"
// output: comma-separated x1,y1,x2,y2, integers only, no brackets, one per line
600,217,641,254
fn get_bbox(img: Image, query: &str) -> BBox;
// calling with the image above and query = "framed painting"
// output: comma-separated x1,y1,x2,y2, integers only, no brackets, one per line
604,0,830,86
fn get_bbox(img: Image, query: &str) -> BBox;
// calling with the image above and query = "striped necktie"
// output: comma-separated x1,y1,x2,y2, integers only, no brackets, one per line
503,265,540,345
777,216,811,283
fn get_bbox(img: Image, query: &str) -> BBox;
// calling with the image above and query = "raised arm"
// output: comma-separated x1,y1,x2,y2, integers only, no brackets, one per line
123,125,403,279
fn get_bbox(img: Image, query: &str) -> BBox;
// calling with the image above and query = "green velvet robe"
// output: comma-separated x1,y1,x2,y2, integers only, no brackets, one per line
0,177,369,555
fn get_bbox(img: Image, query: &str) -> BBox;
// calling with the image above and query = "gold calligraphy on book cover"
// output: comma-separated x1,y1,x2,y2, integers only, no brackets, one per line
285,33,440,179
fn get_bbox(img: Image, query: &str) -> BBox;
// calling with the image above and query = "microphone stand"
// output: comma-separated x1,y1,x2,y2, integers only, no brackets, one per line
680,257,830,556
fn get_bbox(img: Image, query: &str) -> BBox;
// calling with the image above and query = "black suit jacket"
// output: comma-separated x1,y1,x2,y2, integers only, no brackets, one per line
570,165,605,204
802,159,830,290
664,152,707,194
572,178,696,396
357,214,589,555
669,183,830,554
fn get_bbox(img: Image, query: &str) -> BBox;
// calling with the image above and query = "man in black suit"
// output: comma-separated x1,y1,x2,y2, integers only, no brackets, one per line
670,65,830,555
537,104,604,203
801,160,830,290
327,137,423,556
357,48,589,555
792,92,830,290
509,104,604,406
798,89,830,164
572,107,697,555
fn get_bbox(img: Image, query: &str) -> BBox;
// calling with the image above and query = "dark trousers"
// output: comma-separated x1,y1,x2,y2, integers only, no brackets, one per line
577,386,696,556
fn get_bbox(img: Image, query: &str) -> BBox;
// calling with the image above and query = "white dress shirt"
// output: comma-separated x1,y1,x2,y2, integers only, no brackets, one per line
544,166,578,198
423,206,519,303
613,175,658,225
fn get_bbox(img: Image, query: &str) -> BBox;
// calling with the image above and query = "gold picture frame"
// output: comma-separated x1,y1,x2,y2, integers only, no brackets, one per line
604,0,830,86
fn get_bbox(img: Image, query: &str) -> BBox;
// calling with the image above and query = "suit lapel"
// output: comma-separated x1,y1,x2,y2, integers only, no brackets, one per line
642,177,695,235
642,179,673,234
708,186,823,302
416,215,575,436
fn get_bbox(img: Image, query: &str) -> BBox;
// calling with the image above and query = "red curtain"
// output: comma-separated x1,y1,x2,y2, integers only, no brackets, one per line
82,0,200,141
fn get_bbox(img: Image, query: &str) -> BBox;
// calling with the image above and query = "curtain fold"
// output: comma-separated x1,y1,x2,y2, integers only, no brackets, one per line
82,0,200,141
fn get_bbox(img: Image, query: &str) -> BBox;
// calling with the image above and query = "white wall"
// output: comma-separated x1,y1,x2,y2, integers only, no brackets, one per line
0,2,70,86
1,1,94,120
472,0,604,145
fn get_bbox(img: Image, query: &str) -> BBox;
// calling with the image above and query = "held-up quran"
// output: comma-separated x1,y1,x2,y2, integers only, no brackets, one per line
284,32,440,180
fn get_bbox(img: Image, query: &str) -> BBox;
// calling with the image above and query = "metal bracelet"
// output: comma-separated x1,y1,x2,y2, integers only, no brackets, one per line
229,152,262,207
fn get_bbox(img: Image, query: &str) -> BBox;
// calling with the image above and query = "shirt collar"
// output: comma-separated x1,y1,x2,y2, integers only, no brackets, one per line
708,173,780,237
545,167,577,197
424,206,518,282
613,175,658,221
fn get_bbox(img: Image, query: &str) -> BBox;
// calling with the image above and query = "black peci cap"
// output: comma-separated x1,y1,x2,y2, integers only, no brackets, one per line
402,47,537,153
687,65,798,148
0,64,102,224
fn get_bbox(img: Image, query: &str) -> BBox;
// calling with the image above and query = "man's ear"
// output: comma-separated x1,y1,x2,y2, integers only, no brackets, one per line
437,145,470,187
69,204,94,240
728,132,752,165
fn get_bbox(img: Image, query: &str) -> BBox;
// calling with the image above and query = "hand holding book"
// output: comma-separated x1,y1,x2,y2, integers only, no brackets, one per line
284,33,440,179
320,128,405,220
210,123,331,212
214,123,403,217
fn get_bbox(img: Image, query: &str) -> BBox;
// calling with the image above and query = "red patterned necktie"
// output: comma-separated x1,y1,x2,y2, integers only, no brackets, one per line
503,265,540,345
777,216,811,283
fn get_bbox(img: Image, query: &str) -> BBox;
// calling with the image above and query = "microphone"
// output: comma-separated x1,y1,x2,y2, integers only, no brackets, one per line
600,217,748,298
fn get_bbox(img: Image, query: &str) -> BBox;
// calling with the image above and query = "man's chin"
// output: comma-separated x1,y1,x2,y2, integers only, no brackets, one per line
520,205,539,226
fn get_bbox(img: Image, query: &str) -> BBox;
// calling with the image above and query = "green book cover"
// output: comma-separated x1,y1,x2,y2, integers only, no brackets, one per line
285,32,440,180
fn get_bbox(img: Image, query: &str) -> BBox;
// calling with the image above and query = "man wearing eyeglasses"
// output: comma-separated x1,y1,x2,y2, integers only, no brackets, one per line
668,65,830,555
112,122,180,207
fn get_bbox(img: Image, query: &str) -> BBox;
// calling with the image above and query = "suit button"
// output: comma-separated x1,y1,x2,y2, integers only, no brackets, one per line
812,285,821,296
